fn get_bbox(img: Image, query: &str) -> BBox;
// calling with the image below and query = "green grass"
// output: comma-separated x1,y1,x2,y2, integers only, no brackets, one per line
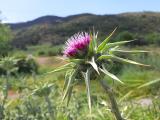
27,44,63,56
11,44,63,57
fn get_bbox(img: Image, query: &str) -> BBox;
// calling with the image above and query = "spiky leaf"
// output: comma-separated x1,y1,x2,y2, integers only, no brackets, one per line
97,55,112,61
93,32,98,50
111,49,149,54
82,69,92,114
102,40,135,52
66,86,73,106
63,70,72,91
88,57,99,74
97,28,117,52
62,69,77,102
69,58,85,63
138,79,160,88
111,55,150,66
99,65,123,84
88,34,94,56
45,63,74,74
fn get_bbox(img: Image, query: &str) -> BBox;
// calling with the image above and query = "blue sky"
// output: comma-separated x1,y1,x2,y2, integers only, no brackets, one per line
0,0,160,23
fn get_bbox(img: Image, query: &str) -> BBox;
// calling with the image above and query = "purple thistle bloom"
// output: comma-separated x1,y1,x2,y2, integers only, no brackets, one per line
63,32,91,57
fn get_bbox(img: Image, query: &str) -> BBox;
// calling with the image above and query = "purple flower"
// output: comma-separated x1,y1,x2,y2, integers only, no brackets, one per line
63,32,91,57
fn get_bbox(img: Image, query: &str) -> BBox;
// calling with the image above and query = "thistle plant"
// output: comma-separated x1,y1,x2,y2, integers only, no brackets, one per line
32,83,56,120
0,57,18,119
50,28,149,120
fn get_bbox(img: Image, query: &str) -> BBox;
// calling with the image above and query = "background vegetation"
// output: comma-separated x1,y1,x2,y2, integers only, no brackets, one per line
0,12,159,119
9,12,160,49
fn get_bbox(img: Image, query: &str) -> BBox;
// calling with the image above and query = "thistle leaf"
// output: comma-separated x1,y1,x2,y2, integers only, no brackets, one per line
88,57,99,74
45,63,74,75
102,40,135,52
63,71,72,91
82,69,92,114
66,86,73,106
99,65,123,84
88,34,94,56
97,55,112,61
111,55,150,66
119,91,134,102
111,49,150,54
138,79,160,89
62,69,77,102
97,28,117,52
69,59,84,63
93,31,98,50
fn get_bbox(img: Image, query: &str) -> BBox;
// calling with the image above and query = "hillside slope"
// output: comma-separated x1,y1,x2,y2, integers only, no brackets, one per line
9,12,160,48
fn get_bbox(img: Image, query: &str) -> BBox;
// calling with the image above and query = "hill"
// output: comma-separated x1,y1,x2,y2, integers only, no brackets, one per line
9,12,160,49
9,15,63,30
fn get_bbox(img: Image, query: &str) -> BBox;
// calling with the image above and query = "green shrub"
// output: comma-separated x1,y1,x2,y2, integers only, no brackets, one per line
0,56,38,75
38,51,45,56
114,31,134,42
16,56,39,74
145,32,160,45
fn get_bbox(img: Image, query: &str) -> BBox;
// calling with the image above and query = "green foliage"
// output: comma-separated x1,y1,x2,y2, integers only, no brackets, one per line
16,56,39,74
0,57,18,74
114,31,134,42
97,28,117,52
116,49,160,97
11,12,160,48
32,83,56,97
26,44,63,56
0,51,159,119
0,56,38,75
1,16,160,119
145,32,160,45
0,73,159,120
0,24,12,56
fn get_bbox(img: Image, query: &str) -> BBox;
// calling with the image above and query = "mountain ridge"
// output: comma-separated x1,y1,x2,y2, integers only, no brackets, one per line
9,15,63,30
9,12,160,48
9,13,97,30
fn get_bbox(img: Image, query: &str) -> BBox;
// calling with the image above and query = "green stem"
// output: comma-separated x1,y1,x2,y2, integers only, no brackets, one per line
44,95,55,120
100,80,124,120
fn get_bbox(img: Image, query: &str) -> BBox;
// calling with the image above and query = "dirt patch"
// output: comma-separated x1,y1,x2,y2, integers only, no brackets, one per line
0,90,19,100
136,98,152,107
36,56,67,67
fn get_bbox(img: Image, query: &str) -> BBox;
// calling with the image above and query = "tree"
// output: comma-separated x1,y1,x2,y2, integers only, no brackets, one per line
0,20,12,56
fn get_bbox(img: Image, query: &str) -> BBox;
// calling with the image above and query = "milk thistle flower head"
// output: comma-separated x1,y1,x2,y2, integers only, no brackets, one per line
50,28,149,117
63,32,91,58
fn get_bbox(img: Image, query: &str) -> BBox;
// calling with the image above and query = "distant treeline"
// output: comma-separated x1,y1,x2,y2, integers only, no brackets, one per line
7,12,160,49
